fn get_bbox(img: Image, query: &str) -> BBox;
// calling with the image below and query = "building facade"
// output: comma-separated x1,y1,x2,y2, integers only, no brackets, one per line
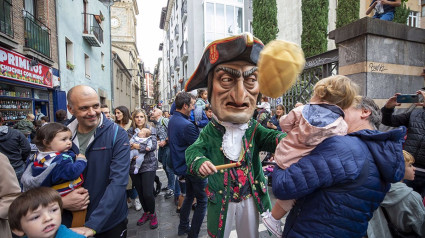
111,0,141,112
56,0,112,111
159,0,252,109
0,0,58,124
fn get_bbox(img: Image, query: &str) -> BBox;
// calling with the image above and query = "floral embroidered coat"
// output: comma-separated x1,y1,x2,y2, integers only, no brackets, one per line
186,118,285,238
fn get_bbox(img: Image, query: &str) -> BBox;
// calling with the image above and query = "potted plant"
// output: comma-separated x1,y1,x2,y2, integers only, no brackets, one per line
66,61,75,70
94,15,102,24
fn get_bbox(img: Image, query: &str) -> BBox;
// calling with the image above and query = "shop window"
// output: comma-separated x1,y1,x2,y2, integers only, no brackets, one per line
66,38,74,68
85,54,90,78
34,89,49,100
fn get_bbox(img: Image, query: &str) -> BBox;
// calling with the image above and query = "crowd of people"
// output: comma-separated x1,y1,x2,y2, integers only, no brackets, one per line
0,32,424,238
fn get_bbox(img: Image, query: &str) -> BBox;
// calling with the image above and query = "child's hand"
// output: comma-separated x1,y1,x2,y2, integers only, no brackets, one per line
146,147,151,151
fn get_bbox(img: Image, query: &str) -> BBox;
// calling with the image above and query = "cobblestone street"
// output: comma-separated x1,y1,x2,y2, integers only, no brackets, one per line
127,167,279,238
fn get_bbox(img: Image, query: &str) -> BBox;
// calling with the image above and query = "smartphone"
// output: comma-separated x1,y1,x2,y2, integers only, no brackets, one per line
396,94,419,103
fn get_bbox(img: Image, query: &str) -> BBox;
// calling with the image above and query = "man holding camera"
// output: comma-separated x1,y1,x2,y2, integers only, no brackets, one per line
381,90,425,197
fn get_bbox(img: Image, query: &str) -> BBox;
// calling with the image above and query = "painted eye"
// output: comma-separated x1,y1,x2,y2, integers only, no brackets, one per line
222,77,232,82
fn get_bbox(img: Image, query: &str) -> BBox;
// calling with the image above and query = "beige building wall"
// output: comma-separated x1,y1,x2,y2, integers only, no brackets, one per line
111,0,141,111
276,0,302,45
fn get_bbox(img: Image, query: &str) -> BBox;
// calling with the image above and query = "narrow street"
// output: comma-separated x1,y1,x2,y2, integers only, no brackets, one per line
127,167,280,238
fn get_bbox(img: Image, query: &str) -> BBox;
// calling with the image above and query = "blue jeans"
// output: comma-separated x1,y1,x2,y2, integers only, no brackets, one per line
373,11,394,21
178,175,207,238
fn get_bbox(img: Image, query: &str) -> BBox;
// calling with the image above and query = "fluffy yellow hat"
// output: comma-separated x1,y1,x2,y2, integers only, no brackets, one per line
258,40,305,98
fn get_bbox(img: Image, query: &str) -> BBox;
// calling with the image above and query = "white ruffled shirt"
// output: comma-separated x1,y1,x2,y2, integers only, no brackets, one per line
214,115,249,162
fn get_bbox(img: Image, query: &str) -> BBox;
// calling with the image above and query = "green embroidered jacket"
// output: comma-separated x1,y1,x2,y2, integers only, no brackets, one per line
186,118,285,238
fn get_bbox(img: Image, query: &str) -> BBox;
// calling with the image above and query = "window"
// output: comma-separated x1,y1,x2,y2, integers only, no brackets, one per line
24,0,35,18
84,54,90,78
0,0,13,36
422,5,425,17
204,1,243,46
65,38,74,66
408,11,419,28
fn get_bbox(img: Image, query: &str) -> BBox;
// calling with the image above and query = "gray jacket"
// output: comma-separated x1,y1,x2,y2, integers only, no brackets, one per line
127,126,158,173
367,182,425,237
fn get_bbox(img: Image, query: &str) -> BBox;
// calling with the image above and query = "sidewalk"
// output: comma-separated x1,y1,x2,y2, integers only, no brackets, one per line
127,168,279,238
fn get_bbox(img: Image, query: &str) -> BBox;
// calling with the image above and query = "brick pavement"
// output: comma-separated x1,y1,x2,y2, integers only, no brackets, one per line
127,167,280,238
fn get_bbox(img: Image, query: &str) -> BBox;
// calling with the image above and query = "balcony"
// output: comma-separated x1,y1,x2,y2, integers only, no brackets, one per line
181,0,187,23
0,0,13,37
24,11,50,58
82,13,103,47
174,24,179,40
174,57,180,71
181,41,188,61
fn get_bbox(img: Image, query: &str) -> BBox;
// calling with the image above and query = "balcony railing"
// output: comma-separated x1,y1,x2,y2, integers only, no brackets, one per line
181,0,187,22
24,11,50,57
82,13,103,47
0,0,13,37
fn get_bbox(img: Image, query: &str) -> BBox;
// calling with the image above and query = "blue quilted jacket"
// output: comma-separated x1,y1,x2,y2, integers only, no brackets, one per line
272,127,406,238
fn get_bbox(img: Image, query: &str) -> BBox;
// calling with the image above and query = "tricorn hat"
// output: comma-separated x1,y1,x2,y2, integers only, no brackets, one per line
184,33,264,92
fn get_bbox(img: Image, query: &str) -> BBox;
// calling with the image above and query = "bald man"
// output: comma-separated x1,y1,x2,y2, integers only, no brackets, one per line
65,85,130,237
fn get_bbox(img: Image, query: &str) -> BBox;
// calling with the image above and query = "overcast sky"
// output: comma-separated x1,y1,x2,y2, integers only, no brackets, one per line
136,0,167,72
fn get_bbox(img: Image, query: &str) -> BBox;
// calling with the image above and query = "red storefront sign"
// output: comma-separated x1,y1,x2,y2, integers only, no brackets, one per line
0,47,53,88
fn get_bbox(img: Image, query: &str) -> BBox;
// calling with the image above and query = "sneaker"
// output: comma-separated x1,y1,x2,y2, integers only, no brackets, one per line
161,187,169,192
134,198,142,211
149,213,158,229
261,210,283,237
137,212,150,226
164,189,174,199
177,226,190,236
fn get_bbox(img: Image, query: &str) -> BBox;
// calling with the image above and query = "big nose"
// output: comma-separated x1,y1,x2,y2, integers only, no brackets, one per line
231,79,247,106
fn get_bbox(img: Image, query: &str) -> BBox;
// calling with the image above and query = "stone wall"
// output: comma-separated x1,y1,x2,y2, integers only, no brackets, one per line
330,17,425,107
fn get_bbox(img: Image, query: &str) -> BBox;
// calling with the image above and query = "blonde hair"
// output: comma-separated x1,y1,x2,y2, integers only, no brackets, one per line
403,150,415,165
312,75,359,110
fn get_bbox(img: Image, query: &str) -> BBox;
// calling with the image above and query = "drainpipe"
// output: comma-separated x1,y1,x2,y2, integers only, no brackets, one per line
109,3,114,109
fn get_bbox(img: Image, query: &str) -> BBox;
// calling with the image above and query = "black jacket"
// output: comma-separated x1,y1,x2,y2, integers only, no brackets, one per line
381,107,425,168
0,126,31,170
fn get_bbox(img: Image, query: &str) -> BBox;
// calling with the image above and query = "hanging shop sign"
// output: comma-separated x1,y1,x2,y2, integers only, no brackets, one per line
0,46,53,88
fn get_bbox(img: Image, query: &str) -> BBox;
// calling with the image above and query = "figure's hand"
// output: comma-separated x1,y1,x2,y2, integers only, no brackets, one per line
70,227,95,237
199,161,217,176
384,93,401,109
416,90,425,107
62,187,89,211
146,147,151,151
